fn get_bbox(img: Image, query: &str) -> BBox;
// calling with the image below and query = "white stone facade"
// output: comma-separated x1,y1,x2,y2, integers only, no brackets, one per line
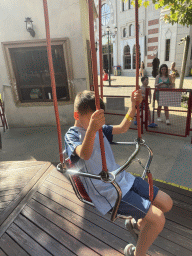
95,0,192,77
0,0,91,127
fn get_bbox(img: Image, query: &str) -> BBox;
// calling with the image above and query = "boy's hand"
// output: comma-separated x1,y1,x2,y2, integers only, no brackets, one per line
131,89,143,107
89,109,105,133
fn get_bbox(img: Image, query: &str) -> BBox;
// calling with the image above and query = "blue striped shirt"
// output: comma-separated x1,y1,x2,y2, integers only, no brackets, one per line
65,125,135,215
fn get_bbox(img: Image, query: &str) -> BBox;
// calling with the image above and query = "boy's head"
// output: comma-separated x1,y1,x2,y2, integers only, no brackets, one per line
141,76,148,86
74,90,105,119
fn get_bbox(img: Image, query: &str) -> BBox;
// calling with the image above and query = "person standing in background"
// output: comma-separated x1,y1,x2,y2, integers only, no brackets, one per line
169,62,179,88
139,61,145,77
155,64,173,125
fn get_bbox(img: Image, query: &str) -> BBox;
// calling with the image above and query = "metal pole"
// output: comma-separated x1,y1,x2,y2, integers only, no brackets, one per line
179,35,190,89
99,0,103,99
108,30,111,86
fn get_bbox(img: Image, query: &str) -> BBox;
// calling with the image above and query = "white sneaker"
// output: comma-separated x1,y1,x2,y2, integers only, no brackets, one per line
166,119,171,125
157,118,162,122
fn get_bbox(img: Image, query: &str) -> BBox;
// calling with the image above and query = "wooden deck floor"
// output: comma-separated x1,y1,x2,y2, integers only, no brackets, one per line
0,161,192,256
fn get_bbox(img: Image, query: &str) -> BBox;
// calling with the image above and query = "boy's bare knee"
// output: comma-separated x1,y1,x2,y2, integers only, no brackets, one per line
166,195,173,212
153,191,173,213
145,206,165,232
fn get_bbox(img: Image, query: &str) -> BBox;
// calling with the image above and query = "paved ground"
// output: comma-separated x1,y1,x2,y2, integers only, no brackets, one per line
100,75,192,89
0,75,192,190
0,124,191,190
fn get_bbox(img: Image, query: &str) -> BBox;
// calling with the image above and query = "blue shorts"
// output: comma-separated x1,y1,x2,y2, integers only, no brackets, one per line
117,177,159,221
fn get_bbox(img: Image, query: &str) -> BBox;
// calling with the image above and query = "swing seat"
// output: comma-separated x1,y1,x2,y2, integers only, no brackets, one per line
57,140,153,222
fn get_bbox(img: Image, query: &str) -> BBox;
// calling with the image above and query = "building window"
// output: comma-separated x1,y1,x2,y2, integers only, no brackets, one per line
128,0,133,9
190,46,192,60
165,39,170,61
124,45,131,69
101,3,111,26
129,24,135,37
9,45,69,102
133,45,141,69
122,1,125,11
3,39,73,104
123,28,127,38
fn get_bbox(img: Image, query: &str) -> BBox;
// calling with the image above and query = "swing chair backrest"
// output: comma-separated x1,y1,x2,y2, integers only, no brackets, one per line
63,151,94,206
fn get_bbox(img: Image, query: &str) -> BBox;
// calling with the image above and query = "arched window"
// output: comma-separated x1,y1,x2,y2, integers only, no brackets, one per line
124,45,131,69
129,0,133,9
123,28,127,38
129,24,135,36
133,45,141,69
122,1,125,11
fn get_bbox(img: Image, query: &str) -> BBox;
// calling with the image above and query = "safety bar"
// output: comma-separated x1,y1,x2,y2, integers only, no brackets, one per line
58,140,153,222
111,141,140,177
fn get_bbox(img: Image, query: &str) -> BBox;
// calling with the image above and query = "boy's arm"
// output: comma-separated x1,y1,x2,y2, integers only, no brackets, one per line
112,90,142,135
75,110,105,160
75,128,96,161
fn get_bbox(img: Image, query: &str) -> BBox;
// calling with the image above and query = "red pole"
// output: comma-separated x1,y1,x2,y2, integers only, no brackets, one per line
88,0,108,173
42,0,63,163
135,0,142,140
99,0,103,99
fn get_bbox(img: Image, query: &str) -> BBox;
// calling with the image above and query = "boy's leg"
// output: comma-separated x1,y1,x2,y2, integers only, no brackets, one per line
152,190,173,213
133,191,172,255
135,205,165,256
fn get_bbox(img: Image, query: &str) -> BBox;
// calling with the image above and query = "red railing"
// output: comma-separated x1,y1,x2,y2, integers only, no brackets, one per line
145,88,192,138
97,87,192,140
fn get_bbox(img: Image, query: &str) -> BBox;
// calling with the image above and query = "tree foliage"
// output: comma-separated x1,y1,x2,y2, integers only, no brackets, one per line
123,0,192,26
152,0,192,26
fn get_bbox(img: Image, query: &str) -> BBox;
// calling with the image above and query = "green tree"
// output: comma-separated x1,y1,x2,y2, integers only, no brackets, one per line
153,0,192,26
126,0,192,26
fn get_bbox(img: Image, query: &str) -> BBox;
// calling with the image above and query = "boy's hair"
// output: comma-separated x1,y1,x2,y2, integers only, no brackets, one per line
141,76,148,83
74,90,105,115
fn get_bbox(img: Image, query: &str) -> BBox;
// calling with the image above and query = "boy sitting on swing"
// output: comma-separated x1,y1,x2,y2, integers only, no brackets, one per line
65,89,173,256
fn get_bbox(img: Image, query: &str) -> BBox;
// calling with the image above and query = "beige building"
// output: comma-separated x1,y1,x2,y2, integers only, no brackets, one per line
0,0,93,127
94,0,192,76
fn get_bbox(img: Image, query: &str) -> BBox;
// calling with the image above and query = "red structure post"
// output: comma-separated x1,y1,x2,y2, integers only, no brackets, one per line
42,0,63,163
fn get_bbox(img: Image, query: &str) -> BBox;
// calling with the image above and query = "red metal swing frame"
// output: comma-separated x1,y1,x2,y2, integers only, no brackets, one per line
43,0,154,222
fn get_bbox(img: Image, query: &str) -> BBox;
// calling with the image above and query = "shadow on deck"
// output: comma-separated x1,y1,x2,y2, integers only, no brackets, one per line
0,161,192,256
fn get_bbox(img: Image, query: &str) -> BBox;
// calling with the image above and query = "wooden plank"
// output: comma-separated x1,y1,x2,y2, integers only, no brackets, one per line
165,220,192,240
45,174,192,231
160,226,192,252
0,165,41,175
154,186,192,215
7,223,52,256
0,249,7,256
153,180,192,198
165,206,192,226
0,201,11,210
22,205,102,256
35,186,169,256
42,174,192,255
0,194,21,203
0,168,43,190
0,188,22,197
44,174,192,234
0,233,29,256
30,192,170,256
0,161,46,170
38,184,130,242
0,163,53,238
14,214,75,256
54,171,192,227
31,192,126,255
